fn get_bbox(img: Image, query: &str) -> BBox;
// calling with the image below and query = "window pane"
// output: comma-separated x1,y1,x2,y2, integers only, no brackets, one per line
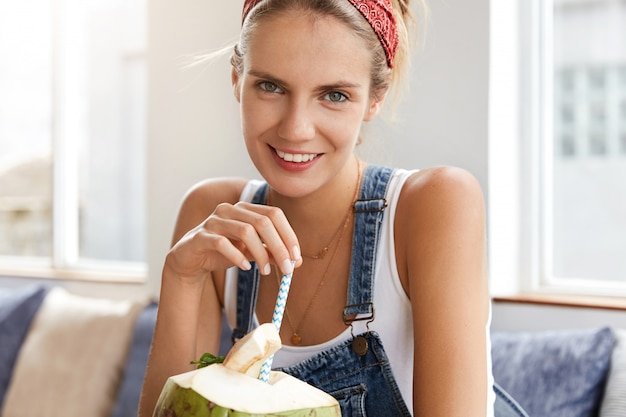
66,0,147,263
0,0,146,270
0,1,53,258
552,0,626,281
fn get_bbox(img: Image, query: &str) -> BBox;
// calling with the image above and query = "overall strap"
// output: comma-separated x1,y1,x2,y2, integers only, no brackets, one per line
231,183,268,343
343,165,394,321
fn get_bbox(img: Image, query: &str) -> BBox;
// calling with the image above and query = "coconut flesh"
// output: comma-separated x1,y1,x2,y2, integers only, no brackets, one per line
153,323,341,417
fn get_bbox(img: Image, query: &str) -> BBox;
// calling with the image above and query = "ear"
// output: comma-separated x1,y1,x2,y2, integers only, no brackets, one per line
363,90,387,121
231,67,241,102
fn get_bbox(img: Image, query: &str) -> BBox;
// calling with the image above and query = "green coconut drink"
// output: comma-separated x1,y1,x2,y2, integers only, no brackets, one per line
153,323,341,417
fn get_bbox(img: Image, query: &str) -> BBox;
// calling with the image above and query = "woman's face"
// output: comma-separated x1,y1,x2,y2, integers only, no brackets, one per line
233,10,385,198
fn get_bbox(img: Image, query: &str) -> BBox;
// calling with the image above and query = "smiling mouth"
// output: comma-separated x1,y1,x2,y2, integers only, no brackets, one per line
275,149,319,163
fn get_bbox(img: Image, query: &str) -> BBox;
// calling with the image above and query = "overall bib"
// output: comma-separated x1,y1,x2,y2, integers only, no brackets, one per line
230,165,528,417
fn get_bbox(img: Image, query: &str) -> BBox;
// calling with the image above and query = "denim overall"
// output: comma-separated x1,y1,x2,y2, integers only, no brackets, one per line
230,165,528,417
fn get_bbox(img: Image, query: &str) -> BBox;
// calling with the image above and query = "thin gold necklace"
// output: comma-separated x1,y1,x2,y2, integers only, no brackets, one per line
272,160,362,345
302,212,348,260
266,189,352,261
275,209,352,345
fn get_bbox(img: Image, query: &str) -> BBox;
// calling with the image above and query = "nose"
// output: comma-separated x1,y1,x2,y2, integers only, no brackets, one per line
277,98,315,142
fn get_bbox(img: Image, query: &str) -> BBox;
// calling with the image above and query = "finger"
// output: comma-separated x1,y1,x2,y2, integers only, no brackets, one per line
230,206,290,275
200,231,253,272
235,202,301,274
168,227,252,276
209,202,300,275
204,213,273,275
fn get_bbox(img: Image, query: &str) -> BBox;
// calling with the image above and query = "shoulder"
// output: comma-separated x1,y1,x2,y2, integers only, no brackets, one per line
396,166,485,222
181,177,249,212
172,177,249,244
393,166,486,257
393,166,488,296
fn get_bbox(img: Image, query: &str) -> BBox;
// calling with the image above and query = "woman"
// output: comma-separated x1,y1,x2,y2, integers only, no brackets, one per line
139,1,510,415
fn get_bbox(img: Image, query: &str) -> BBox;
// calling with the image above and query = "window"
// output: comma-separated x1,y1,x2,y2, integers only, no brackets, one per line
0,0,147,280
489,0,626,297
548,0,626,290
504,0,626,296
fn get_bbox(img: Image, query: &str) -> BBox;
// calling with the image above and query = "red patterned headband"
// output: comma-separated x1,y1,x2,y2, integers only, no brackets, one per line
241,0,398,68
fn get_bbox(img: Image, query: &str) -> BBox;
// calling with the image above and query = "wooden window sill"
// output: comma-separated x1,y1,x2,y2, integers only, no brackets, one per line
493,293,626,312
0,266,146,284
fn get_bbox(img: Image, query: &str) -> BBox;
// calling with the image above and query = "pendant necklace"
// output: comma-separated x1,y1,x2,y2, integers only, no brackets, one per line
269,160,362,345
275,208,351,345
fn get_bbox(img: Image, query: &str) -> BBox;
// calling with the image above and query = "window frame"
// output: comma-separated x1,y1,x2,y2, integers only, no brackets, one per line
489,0,626,298
0,0,147,283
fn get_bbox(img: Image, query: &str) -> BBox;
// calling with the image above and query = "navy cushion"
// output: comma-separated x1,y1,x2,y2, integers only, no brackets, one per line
0,285,49,409
110,301,157,417
492,327,615,417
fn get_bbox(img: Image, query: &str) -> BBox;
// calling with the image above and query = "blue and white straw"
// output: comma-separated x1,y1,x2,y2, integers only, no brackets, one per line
259,262,295,383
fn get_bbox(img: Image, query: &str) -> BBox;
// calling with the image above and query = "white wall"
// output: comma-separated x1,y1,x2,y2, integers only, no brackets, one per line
146,0,252,297
492,302,626,332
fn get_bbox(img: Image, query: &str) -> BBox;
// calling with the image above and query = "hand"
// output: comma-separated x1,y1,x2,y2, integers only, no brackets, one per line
165,201,301,283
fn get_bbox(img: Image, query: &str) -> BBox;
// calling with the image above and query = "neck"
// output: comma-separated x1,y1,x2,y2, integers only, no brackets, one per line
268,157,362,250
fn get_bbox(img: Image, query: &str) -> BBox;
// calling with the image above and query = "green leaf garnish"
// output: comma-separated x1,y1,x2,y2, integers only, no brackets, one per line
190,352,225,369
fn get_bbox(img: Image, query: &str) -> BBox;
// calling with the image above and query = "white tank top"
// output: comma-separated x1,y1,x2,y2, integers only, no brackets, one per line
223,168,495,416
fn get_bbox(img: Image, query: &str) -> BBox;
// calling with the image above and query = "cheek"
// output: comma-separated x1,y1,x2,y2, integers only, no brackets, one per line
240,97,272,137
321,111,364,146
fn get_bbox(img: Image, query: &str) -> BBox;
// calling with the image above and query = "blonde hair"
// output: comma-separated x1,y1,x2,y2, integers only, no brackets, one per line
231,0,425,104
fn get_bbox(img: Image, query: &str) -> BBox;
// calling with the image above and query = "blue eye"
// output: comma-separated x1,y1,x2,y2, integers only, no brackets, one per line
325,91,347,103
259,81,282,93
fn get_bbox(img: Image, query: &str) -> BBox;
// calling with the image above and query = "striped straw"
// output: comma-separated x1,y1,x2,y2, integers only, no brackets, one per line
259,261,295,383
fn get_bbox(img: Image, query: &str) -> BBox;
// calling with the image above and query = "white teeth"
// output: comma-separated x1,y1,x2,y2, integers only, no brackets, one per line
276,150,317,163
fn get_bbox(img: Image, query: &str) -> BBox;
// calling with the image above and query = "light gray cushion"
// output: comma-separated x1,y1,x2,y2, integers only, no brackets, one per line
2,287,146,417
492,327,615,417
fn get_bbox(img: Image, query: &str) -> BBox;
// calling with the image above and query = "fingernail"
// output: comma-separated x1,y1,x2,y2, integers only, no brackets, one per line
292,245,301,261
262,264,272,275
282,259,294,275
241,260,252,270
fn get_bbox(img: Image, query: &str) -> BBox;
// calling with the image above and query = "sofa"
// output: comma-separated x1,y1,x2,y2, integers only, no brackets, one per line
1,283,625,417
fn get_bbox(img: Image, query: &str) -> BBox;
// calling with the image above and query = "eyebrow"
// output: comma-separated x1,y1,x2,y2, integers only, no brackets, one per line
247,69,362,92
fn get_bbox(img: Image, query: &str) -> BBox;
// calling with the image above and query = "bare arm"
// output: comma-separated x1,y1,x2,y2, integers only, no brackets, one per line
396,167,490,416
138,177,301,416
